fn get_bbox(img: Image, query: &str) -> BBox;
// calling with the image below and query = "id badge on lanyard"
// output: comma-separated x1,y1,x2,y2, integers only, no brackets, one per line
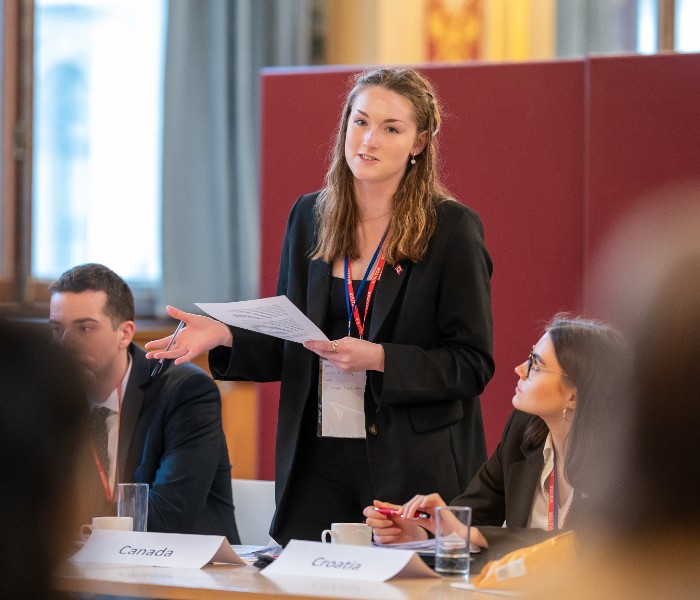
319,359,366,438
317,229,387,438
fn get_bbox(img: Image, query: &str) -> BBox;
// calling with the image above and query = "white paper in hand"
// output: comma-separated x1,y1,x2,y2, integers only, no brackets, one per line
196,296,328,344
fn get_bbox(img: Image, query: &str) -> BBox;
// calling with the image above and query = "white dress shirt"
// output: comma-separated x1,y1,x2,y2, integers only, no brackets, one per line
526,432,574,530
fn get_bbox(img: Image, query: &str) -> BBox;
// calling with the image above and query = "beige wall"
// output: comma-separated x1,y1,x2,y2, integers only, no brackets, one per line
483,0,556,61
325,0,556,66
326,0,426,65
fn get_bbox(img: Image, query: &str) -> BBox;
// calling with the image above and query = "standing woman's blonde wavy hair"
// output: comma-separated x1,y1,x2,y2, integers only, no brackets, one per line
312,68,452,264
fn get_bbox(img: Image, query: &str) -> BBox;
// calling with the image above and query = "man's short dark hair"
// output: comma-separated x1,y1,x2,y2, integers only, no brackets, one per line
49,263,135,327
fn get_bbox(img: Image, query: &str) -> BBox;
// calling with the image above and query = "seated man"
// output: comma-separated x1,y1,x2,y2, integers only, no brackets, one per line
49,263,240,543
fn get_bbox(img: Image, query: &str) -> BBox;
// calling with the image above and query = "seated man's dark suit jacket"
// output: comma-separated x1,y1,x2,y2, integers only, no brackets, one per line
85,343,240,544
452,409,585,569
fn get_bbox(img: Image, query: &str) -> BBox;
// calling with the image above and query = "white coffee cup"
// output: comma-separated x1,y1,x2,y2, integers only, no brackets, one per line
321,522,372,546
80,516,133,540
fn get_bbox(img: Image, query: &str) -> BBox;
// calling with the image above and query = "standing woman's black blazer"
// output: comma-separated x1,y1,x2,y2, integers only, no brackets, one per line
209,192,494,542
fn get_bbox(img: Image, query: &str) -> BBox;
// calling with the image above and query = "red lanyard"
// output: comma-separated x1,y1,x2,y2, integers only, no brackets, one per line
547,454,571,531
344,230,388,339
347,256,384,339
92,381,122,502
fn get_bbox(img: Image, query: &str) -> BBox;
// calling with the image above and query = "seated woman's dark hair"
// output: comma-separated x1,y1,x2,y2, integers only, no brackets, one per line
522,314,627,489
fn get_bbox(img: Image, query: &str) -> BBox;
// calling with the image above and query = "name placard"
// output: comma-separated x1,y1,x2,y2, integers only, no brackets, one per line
260,540,439,581
71,530,245,569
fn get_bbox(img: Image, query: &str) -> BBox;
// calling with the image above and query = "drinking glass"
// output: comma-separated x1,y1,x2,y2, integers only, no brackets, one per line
117,483,149,532
435,505,471,577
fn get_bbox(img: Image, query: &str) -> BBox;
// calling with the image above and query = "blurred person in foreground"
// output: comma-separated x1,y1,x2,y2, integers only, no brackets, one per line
49,263,240,543
538,185,700,598
367,314,626,565
0,318,90,600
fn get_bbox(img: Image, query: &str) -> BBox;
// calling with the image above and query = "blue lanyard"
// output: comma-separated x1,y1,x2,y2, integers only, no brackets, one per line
344,229,389,337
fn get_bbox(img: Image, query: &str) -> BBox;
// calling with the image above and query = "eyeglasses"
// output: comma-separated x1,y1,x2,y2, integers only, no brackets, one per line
526,346,568,380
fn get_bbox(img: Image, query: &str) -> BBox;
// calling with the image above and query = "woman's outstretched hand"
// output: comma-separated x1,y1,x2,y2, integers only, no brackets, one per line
144,305,233,365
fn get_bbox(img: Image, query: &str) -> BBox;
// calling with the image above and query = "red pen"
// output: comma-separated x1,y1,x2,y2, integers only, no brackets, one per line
374,507,431,520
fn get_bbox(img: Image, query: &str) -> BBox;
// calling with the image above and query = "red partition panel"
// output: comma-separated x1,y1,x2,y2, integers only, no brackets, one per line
258,61,585,479
424,61,585,455
583,52,700,307
259,66,359,273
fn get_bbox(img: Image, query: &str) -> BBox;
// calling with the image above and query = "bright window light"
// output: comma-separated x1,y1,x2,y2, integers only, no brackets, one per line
32,0,166,286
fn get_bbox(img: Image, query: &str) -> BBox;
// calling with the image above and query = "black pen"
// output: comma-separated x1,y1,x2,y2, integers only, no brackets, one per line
150,320,185,378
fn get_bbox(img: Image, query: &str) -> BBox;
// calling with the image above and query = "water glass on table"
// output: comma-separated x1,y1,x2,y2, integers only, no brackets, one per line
435,505,472,577
117,483,149,532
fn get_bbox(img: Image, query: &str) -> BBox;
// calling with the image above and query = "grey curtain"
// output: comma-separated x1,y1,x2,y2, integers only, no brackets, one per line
557,0,639,58
160,0,318,314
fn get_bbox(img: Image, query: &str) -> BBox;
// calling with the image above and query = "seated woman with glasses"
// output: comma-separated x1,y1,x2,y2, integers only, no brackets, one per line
365,314,626,556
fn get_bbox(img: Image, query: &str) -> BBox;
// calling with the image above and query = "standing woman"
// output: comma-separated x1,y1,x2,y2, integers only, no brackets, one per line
146,68,494,545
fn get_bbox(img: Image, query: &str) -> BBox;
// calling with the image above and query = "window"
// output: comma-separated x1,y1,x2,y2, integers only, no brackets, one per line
32,0,166,307
1,0,165,313
638,0,658,53
677,0,700,52
638,0,700,53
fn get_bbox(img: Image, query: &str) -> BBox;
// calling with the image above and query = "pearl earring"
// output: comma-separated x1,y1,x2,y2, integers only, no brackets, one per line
410,154,416,165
